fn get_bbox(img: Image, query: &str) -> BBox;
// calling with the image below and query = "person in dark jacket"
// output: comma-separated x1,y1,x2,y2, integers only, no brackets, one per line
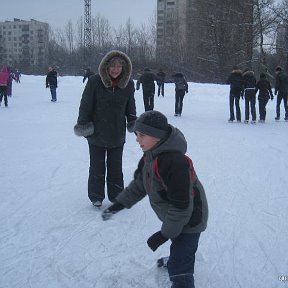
74,50,137,208
46,66,58,102
102,110,208,288
156,70,166,97
274,66,288,121
172,72,188,117
83,68,95,83
242,69,257,124
136,68,157,111
255,73,273,122
226,67,243,122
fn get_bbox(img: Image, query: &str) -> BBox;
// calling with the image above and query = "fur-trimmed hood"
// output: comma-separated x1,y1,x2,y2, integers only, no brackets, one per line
242,70,254,77
98,50,132,88
231,69,242,75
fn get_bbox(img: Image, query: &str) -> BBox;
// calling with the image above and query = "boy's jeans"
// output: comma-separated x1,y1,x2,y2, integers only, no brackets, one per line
168,233,201,288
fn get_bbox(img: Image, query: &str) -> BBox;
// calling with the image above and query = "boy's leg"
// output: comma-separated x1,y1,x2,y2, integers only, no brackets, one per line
106,146,124,202
168,233,201,288
88,144,106,203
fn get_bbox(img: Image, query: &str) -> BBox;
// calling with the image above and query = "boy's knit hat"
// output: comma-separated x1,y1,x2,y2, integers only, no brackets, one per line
133,111,169,139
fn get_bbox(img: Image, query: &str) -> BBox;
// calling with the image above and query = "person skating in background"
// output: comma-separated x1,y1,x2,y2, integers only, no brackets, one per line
173,72,188,117
242,68,257,124
274,66,288,121
74,50,137,208
226,66,243,122
255,73,273,123
136,67,157,111
101,110,208,288
83,68,95,83
14,69,21,83
0,66,10,107
46,66,58,102
156,69,166,97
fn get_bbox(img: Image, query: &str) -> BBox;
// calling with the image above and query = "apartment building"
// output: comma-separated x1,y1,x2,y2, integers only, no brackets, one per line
0,18,49,70
156,0,188,62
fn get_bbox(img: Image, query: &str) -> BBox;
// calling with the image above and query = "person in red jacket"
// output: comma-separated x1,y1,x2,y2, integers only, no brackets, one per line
0,66,10,107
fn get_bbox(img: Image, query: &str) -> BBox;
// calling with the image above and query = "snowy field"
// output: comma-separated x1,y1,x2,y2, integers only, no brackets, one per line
0,75,288,288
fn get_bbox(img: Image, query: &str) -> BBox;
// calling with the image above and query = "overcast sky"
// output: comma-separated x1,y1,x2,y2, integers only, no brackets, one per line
2,0,156,30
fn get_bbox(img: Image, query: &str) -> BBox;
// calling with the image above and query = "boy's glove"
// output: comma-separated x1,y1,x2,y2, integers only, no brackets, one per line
271,95,274,100
101,201,124,221
147,231,168,252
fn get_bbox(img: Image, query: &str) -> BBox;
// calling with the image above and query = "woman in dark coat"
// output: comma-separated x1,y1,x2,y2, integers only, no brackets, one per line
255,73,273,122
74,50,137,207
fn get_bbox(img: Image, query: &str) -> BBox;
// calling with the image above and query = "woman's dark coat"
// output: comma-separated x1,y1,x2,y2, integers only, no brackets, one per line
74,50,137,148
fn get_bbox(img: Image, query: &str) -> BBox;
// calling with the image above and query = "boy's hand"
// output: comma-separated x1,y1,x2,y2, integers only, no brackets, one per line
147,231,168,251
101,201,124,221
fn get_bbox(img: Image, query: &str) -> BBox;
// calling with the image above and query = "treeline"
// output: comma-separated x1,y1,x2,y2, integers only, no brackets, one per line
45,0,288,83
47,15,156,80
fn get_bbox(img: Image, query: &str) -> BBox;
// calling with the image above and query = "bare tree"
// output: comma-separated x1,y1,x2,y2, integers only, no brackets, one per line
92,14,112,48
253,0,281,73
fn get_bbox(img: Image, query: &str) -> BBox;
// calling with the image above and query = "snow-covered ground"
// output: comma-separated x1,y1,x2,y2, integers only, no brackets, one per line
1,75,287,288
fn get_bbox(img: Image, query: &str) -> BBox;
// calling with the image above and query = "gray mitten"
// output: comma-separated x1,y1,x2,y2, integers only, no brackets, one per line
127,121,136,133
74,122,94,137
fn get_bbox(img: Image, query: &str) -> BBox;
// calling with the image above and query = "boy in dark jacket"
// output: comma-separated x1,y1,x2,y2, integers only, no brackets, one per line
156,70,166,97
226,67,243,122
136,68,158,111
46,66,58,102
255,73,273,122
74,50,137,207
274,66,288,121
102,110,208,288
173,72,188,117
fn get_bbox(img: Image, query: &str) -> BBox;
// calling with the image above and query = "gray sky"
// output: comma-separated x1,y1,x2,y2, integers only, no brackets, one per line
2,0,156,30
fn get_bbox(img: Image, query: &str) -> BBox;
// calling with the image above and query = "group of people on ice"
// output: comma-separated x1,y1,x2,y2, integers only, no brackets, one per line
135,67,188,116
227,65,288,123
0,66,20,107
